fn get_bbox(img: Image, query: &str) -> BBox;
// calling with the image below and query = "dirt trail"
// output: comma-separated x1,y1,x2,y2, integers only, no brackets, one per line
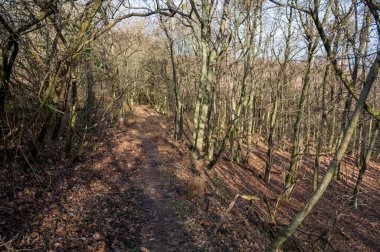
0,106,202,251
128,107,197,251
4,105,379,251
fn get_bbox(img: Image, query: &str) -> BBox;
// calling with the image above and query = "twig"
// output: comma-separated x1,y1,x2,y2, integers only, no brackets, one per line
214,194,259,234
1,127,19,143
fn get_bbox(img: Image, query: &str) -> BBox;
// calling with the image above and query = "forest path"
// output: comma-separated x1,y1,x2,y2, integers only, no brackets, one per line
0,106,202,251
125,106,197,251
3,106,380,251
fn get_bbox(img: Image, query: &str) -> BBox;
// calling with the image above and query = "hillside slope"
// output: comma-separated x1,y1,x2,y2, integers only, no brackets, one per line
1,106,379,251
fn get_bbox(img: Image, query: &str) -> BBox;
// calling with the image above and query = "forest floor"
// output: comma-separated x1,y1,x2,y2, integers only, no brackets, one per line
1,105,380,251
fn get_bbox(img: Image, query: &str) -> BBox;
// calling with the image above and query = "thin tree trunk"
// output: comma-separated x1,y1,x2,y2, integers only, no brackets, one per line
85,55,95,125
265,3,293,183
65,80,77,155
314,63,330,190
32,0,103,157
162,17,182,141
351,121,379,209
285,45,316,194
264,86,278,183
266,51,379,251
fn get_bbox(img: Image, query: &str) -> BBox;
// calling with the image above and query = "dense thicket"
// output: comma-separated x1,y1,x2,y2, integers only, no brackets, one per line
1,0,379,250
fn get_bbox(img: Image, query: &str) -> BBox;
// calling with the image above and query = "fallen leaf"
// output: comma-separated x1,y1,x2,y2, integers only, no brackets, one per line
140,247,150,252
93,232,101,240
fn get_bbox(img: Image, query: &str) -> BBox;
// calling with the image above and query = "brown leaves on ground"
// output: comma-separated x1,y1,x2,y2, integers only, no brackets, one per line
0,105,379,251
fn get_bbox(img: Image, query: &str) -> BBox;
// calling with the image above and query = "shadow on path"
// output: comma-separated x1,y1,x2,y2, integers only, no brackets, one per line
0,106,200,251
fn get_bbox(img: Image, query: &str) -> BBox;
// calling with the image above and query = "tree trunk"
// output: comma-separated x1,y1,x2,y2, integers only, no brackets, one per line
285,46,315,194
85,56,95,125
265,51,379,251
65,80,77,155
265,3,293,183
351,121,379,209
314,63,330,190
